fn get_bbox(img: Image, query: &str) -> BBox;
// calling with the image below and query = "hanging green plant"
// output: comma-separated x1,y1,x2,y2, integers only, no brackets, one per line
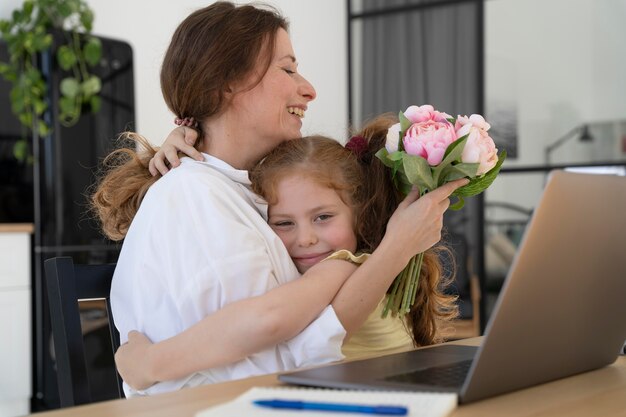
0,0,102,162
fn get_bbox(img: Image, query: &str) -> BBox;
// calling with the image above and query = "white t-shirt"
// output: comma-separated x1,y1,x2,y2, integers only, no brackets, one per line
111,154,346,396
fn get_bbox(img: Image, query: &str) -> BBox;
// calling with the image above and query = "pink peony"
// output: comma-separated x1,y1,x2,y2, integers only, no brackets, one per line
403,120,457,166
456,114,498,175
385,123,401,153
404,104,452,124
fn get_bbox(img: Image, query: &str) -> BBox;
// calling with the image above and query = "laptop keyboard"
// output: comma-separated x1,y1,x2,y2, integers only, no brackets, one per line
384,359,473,388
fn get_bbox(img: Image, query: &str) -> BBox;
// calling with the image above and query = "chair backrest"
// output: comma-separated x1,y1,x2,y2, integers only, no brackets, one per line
44,256,123,407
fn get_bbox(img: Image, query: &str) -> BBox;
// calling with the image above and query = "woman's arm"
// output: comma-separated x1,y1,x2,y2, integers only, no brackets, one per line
148,127,202,176
116,259,357,390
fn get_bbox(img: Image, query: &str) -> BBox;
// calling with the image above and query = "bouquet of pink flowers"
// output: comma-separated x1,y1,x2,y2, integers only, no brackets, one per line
376,104,506,318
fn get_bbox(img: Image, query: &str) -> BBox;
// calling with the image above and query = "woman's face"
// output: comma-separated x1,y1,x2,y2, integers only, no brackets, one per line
229,29,317,158
268,175,357,273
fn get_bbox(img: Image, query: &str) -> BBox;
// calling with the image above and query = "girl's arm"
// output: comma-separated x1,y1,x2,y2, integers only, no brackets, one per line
331,180,468,336
116,259,357,390
148,127,202,176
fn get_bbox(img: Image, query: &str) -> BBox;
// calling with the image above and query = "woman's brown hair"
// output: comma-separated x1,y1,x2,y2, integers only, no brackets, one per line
250,116,459,346
92,2,288,240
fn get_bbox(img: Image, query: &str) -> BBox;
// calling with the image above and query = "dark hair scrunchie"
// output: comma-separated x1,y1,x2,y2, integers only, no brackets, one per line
345,135,368,159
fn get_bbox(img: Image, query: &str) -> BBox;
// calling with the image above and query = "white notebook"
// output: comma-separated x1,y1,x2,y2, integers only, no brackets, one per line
196,386,458,417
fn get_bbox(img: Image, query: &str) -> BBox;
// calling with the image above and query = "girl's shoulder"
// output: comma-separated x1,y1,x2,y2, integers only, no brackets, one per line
324,250,370,265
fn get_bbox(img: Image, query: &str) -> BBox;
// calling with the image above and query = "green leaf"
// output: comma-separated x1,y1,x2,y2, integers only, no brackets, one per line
449,196,465,211
57,45,77,70
393,170,413,196
33,98,47,115
57,3,72,18
83,37,101,66
453,150,507,198
23,32,34,53
399,111,411,133
12,10,22,24
13,139,28,162
18,112,32,127
398,111,411,152
0,63,16,81
387,151,404,162
32,31,52,51
59,95,76,115
402,153,436,191
60,77,80,97
81,75,101,95
22,1,34,19
432,135,468,184
439,163,479,184
80,9,94,31
442,133,468,161
0,20,10,35
90,95,101,113
38,121,51,136
375,148,394,168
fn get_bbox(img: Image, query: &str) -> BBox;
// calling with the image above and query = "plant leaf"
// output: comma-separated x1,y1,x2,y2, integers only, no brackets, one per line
83,36,101,66
57,45,77,70
81,9,94,32
449,196,465,211
387,151,403,161
81,75,101,96
375,148,394,168
90,95,101,113
57,3,72,18
439,162,479,184
453,150,507,197
402,153,435,191
13,139,28,162
33,98,47,115
399,111,411,134
60,77,80,97
59,95,76,114
432,135,468,184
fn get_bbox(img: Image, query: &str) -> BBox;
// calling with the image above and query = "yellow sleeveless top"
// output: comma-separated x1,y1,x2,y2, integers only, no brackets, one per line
324,250,414,360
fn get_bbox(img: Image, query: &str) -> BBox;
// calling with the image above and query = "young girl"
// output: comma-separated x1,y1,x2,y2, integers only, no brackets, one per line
115,114,460,391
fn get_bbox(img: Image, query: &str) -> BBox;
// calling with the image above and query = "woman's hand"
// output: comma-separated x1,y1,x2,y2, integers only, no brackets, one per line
114,331,158,391
149,126,203,176
383,178,469,266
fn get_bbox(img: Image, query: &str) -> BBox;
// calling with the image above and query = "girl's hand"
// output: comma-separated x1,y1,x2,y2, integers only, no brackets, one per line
114,331,157,391
149,126,203,176
383,178,469,266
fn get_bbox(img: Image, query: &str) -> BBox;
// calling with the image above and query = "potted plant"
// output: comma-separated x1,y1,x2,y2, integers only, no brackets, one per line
0,0,102,161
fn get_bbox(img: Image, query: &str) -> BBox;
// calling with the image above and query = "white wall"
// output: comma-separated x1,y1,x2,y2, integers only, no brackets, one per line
1,0,348,145
485,0,626,211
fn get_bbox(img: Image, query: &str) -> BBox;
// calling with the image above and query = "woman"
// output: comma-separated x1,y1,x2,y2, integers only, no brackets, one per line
92,1,465,396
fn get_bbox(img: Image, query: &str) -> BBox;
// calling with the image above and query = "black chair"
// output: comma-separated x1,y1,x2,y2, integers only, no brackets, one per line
44,256,123,407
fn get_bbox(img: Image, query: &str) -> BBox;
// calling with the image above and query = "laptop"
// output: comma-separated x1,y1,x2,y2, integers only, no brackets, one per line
280,171,626,403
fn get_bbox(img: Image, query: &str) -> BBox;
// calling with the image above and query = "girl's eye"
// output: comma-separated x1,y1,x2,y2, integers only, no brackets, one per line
272,221,294,228
315,214,333,222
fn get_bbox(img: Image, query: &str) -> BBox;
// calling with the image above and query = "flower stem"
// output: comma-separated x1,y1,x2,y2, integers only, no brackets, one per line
401,256,417,314
409,252,424,308
382,270,402,318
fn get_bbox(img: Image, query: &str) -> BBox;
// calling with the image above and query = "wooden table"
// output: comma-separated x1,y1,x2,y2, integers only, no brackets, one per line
30,338,626,417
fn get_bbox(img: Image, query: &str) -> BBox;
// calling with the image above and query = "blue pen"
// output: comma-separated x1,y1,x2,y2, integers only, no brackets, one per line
253,398,408,415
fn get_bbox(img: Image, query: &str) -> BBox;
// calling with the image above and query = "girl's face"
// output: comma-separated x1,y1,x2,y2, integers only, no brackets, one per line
268,175,357,273
229,29,317,160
